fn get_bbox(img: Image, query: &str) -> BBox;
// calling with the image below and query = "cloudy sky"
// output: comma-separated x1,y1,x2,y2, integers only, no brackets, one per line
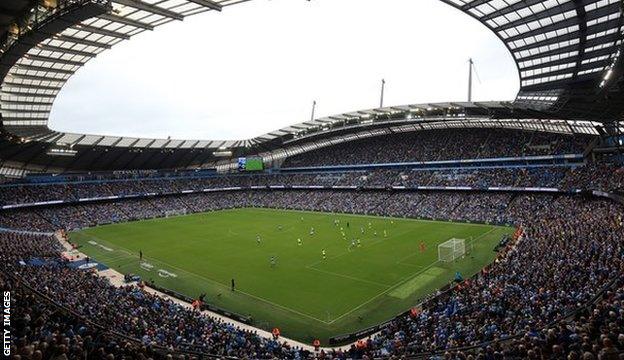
48,0,519,141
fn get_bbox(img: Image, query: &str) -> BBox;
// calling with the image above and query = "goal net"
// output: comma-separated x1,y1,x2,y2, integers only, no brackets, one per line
164,208,188,218
438,238,466,262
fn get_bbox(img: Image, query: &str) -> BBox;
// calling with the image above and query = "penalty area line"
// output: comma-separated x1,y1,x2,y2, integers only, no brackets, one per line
326,260,441,325
329,226,504,325
305,266,392,288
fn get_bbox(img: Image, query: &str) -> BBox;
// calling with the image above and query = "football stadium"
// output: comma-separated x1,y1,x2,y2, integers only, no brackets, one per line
1,0,624,359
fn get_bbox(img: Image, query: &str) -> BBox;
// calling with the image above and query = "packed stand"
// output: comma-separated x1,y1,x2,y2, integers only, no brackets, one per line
0,185,615,231
282,129,592,167
1,232,311,359
1,191,623,359
362,195,624,358
2,163,624,209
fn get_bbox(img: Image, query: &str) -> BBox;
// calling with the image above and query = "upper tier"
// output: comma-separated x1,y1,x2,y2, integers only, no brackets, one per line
281,128,592,168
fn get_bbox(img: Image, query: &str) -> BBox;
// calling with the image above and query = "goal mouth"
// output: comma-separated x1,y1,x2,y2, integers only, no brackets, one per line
438,238,466,262
164,209,188,218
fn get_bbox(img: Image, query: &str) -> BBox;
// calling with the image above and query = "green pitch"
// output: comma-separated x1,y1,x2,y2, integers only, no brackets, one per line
70,208,512,344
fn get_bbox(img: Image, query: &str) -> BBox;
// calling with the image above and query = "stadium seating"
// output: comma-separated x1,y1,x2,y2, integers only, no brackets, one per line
282,129,593,167
1,127,623,359
2,192,623,359
1,164,623,209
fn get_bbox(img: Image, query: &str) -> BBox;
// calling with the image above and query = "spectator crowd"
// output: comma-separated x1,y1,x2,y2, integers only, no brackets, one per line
282,128,592,167
2,128,623,209
1,164,623,210
1,127,623,359
2,191,623,359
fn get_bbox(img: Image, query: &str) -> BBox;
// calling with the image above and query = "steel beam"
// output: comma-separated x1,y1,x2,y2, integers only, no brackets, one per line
112,0,184,20
98,13,154,30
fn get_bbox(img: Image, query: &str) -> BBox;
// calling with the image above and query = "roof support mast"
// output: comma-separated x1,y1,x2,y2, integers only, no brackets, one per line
310,100,317,122
468,58,473,102
380,79,385,108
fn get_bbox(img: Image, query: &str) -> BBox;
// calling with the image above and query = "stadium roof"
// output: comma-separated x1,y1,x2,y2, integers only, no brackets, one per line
0,0,622,173
0,0,248,143
442,0,624,118
0,100,609,175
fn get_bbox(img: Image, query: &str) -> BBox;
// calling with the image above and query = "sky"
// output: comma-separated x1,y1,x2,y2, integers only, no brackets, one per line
47,0,519,141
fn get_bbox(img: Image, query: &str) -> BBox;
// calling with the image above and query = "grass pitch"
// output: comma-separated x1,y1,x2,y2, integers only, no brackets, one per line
70,208,512,344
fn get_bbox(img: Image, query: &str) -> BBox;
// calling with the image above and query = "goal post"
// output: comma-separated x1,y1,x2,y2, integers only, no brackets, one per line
438,238,466,262
164,208,188,218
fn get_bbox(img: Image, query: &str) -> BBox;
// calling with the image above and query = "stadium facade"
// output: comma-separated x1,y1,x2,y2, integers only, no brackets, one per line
0,0,623,176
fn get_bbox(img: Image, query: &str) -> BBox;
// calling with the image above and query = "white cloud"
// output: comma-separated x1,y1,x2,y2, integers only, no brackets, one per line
48,0,519,140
